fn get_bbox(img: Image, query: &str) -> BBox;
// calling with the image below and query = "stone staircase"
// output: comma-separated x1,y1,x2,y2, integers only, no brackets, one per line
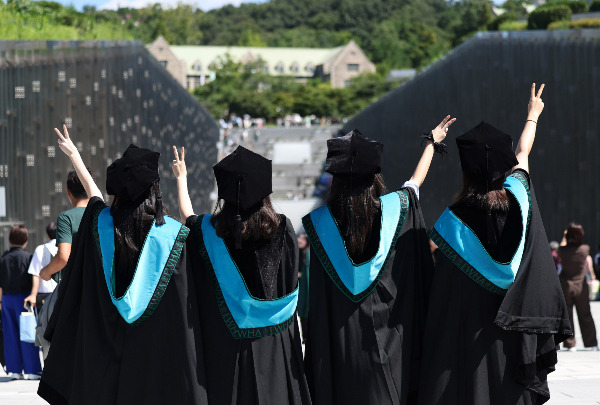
224,126,336,199
223,125,338,231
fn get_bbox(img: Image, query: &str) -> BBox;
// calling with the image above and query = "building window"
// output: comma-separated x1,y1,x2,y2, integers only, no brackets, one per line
275,63,284,73
343,80,352,87
305,64,315,73
347,63,359,71
193,63,202,72
263,66,269,73
290,64,299,73
159,60,168,68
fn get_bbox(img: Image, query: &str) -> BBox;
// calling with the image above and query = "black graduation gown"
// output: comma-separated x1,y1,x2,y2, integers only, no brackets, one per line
38,197,207,405
186,214,311,405
302,187,433,405
419,170,572,405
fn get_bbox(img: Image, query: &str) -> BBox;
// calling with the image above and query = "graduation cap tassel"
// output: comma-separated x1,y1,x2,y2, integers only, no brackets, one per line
235,177,243,250
348,153,356,236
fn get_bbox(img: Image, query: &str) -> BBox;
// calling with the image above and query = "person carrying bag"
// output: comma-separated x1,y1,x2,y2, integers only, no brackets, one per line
20,304,37,344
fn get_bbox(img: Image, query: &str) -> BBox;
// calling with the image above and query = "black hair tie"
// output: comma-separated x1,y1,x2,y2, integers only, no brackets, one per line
421,131,447,157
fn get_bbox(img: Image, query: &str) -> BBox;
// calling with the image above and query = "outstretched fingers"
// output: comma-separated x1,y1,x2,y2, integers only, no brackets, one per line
54,127,66,143
531,83,536,100
173,145,180,162
536,83,545,98
444,117,457,130
439,115,450,128
180,146,185,161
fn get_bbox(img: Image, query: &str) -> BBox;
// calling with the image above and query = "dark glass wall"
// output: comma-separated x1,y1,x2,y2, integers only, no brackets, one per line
0,40,219,250
346,30,600,248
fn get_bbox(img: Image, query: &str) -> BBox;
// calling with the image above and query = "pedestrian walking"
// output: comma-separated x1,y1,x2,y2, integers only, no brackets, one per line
558,223,599,351
0,225,42,380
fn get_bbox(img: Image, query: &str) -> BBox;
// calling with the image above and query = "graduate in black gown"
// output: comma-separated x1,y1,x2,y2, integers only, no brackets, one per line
38,126,207,405
302,116,456,405
419,84,572,405
172,145,311,405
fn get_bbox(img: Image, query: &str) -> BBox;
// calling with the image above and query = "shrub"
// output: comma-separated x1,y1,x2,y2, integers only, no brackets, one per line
498,21,528,31
528,5,572,29
591,0,600,12
547,20,571,29
543,1,588,14
570,18,600,28
488,12,518,31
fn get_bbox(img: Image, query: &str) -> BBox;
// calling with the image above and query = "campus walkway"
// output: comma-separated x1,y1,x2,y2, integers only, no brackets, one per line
1,302,599,404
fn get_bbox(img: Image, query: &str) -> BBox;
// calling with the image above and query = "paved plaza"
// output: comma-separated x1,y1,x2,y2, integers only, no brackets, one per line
0,302,598,404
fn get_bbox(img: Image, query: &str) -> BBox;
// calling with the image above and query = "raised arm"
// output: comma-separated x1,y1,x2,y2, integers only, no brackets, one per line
514,83,545,173
55,125,103,200
408,115,456,187
172,146,195,222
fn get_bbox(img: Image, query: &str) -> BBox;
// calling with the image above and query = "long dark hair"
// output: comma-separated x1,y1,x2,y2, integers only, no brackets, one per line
327,173,387,258
454,171,510,211
210,197,280,242
111,181,167,271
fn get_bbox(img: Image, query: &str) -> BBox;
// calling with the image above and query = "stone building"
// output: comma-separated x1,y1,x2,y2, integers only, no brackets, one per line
147,36,375,90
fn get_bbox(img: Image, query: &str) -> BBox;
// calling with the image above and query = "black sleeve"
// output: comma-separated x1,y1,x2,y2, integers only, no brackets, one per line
186,215,199,230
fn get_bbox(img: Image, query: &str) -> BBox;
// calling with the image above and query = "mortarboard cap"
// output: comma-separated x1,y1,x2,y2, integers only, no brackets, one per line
456,121,518,185
106,144,160,201
325,129,383,176
213,146,272,211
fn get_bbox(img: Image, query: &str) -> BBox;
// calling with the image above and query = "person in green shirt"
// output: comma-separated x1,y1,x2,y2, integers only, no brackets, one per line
38,171,89,282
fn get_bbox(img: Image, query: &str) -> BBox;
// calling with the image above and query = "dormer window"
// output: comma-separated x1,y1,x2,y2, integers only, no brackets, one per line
192,60,202,72
290,62,299,73
275,62,285,73
305,63,315,73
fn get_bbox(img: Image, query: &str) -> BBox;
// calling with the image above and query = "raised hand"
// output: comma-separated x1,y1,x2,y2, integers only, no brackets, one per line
172,146,187,179
527,83,545,120
55,125,79,158
431,115,457,143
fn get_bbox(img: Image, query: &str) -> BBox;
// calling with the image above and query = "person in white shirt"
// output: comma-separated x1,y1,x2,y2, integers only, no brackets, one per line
24,223,58,314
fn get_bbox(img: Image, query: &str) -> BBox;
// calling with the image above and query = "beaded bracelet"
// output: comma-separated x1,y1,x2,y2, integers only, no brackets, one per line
421,131,447,156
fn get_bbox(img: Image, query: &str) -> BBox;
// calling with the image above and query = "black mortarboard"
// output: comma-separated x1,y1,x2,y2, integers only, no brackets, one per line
214,146,272,249
325,129,383,176
213,146,272,211
106,144,160,201
456,121,518,185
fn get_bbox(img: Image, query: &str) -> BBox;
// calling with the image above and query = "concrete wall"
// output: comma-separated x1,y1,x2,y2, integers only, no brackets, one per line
0,40,219,250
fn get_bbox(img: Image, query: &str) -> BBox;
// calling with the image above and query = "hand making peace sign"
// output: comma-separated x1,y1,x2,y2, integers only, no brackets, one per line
54,124,79,158
528,83,545,120
172,145,187,179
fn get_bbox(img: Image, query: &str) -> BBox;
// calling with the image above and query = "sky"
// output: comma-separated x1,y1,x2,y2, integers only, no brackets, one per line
48,0,266,12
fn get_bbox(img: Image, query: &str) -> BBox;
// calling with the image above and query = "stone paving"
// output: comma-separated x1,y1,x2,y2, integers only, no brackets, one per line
1,302,599,404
